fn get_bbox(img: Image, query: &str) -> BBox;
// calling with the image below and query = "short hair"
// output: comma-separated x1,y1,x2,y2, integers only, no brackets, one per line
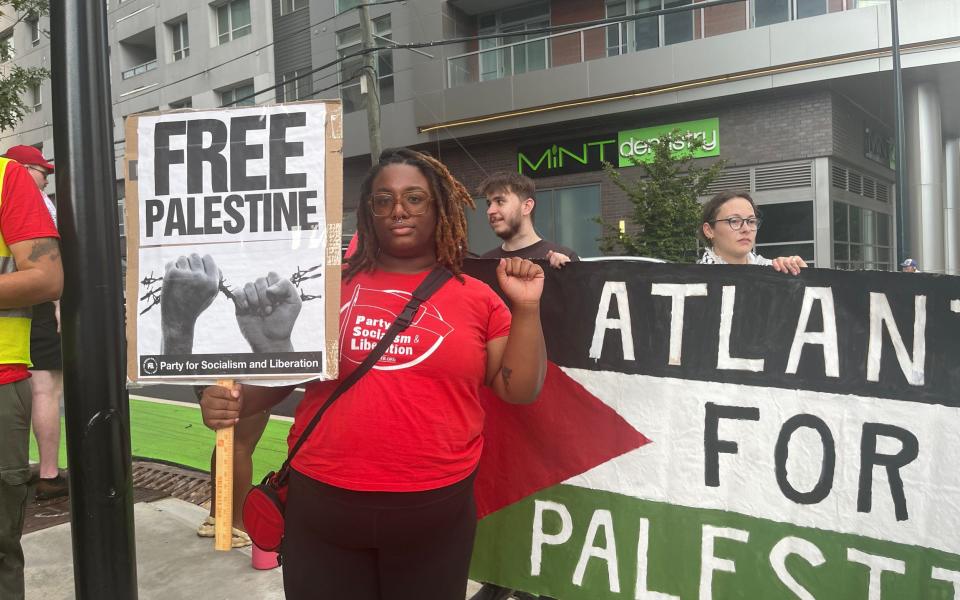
698,190,759,247
478,171,536,203
346,148,475,281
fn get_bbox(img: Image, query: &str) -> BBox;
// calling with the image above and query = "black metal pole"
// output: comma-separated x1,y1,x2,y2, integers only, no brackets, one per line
50,2,139,598
890,0,908,264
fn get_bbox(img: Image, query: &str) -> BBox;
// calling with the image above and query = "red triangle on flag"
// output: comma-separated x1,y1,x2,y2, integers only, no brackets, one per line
475,361,650,518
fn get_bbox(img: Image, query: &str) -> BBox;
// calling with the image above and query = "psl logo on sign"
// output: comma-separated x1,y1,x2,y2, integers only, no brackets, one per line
463,260,960,600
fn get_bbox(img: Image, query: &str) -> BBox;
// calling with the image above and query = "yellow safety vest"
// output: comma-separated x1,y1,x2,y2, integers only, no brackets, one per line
0,157,34,366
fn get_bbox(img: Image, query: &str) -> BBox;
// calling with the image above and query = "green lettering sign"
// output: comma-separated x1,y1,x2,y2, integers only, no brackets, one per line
617,118,720,167
517,135,618,177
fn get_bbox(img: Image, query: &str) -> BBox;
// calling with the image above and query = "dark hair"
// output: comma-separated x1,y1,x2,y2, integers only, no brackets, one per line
345,148,475,281
478,171,536,203
697,190,759,247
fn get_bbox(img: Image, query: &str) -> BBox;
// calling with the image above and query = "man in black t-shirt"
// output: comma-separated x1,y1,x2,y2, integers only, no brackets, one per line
473,172,562,600
479,172,579,269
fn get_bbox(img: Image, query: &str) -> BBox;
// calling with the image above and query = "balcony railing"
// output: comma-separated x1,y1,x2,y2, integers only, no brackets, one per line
448,25,597,88
122,59,157,80
446,0,859,88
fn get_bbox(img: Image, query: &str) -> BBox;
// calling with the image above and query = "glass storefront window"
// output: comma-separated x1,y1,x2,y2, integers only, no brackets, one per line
832,201,893,270
464,184,602,258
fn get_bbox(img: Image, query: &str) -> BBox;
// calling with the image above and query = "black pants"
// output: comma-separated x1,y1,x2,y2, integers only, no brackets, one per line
283,468,477,600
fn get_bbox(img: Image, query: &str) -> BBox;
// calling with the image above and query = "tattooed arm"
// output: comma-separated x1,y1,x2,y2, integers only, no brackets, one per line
1,237,63,309
485,258,547,405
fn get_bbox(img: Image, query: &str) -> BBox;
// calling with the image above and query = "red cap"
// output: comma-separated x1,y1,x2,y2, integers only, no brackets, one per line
3,145,54,172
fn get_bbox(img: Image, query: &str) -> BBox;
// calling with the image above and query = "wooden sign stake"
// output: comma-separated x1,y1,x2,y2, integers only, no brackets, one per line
214,378,235,551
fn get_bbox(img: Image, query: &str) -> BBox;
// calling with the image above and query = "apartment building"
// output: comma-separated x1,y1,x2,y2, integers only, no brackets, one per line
318,0,960,272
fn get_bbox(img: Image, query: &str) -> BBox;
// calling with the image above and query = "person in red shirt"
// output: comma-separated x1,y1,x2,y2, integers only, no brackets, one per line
201,148,547,600
0,158,62,600
2,145,69,502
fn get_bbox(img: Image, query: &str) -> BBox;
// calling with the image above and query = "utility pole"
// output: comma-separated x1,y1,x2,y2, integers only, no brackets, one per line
890,0,908,264
51,1,139,598
359,2,383,165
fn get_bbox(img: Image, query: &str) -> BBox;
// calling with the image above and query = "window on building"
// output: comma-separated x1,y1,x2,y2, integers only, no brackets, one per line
536,184,603,258
29,83,41,112
280,69,312,103
477,3,550,81
465,184,602,257
169,97,192,109
29,16,41,47
337,16,393,113
336,0,360,13
754,201,816,265
220,81,255,107
281,0,307,15
605,0,693,56
0,28,14,62
170,18,189,61
216,0,251,45
832,202,892,270
754,0,827,27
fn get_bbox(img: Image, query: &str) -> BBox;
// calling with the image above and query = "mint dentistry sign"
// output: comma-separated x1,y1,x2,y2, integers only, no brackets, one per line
618,117,720,167
464,261,960,600
517,118,720,177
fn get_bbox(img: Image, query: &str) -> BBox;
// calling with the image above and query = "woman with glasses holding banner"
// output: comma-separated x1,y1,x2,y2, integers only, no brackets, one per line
200,148,547,600
697,190,806,275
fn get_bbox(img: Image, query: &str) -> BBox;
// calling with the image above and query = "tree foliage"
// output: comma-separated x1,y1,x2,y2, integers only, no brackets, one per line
0,0,50,131
599,130,725,263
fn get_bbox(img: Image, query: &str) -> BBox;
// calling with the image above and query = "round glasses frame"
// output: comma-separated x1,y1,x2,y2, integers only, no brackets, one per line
709,216,762,231
369,192,431,217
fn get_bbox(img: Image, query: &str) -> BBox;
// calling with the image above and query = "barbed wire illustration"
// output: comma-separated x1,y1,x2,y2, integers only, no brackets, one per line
138,264,324,315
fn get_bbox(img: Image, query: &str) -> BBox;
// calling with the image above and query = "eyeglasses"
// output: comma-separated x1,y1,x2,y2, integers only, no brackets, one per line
27,165,49,178
370,192,431,217
710,216,762,231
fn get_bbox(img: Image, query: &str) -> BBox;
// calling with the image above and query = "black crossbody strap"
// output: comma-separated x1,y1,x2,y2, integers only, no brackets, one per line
279,266,453,475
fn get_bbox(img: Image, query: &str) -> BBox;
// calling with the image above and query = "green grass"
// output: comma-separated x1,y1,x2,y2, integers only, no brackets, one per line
29,397,292,483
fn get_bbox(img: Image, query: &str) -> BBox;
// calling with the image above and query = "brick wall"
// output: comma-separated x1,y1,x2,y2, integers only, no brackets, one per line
551,0,605,65
702,1,749,37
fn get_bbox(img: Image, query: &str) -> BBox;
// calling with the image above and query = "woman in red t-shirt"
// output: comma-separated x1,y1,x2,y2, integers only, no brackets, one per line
201,148,547,600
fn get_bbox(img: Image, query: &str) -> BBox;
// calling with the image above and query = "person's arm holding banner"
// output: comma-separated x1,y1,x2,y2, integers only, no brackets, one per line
485,257,547,405
160,253,220,353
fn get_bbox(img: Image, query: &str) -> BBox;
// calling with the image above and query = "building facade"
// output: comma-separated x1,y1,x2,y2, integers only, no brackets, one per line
2,1,958,272
318,0,960,272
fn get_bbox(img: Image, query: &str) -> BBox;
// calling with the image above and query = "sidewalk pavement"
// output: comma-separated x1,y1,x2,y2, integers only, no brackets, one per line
22,496,485,599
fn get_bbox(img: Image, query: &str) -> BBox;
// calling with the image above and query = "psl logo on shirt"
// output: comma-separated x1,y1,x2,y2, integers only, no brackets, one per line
340,286,454,370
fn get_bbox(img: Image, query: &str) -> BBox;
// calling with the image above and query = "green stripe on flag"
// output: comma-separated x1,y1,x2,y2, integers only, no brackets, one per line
472,484,960,599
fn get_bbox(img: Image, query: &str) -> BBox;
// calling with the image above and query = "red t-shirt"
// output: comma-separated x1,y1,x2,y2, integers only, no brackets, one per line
289,268,512,492
0,161,58,385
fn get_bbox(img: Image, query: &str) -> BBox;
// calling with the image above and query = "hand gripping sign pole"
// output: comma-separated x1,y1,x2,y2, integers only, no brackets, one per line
51,0,139,596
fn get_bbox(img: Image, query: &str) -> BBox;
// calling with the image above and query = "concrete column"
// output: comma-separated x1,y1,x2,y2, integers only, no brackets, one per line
813,157,833,267
945,138,960,275
904,82,945,273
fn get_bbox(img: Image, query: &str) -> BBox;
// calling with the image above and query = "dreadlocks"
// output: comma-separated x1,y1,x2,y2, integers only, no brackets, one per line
345,148,475,281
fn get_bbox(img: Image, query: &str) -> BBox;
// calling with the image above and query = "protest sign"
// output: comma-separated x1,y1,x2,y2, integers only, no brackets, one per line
466,260,960,599
125,102,342,383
